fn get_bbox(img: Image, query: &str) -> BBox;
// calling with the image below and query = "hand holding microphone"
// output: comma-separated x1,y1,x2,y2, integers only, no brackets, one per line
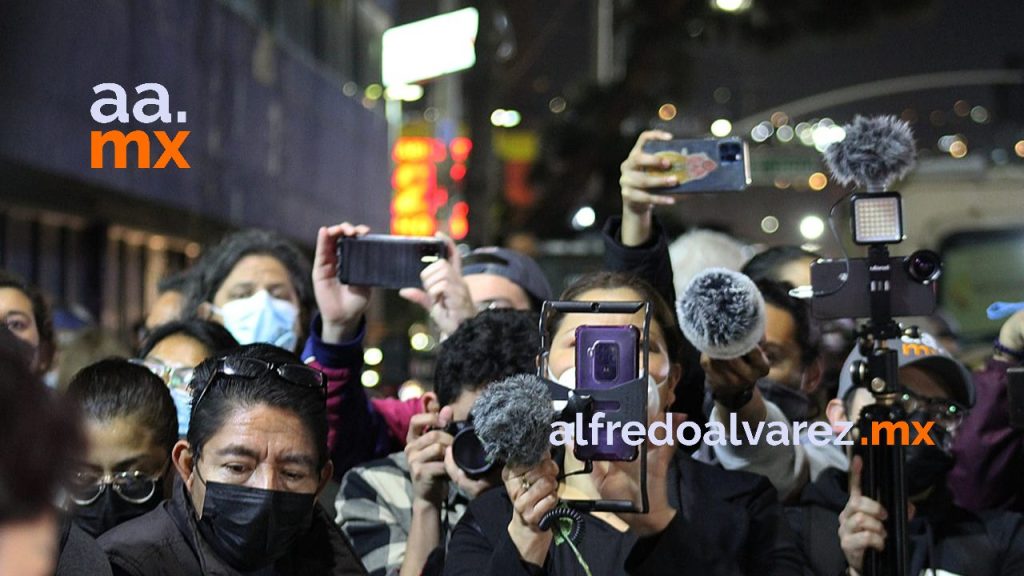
471,373,561,564
678,268,769,412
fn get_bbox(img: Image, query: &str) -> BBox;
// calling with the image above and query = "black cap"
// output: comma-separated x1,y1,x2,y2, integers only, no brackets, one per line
461,247,553,308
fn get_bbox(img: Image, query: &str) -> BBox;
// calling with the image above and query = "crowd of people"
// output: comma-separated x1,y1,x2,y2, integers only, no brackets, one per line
2,130,1023,576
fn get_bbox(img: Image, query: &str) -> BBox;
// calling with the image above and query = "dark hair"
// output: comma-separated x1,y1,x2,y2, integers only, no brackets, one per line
157,269,193,295
554,271,685,367
0,269,55,372
66,359,178,455
756,279,818,368
187,344,328,469
139,320,240,360
0,345,82,523
434,309,540,408
182,230,314,345
741,246,820,283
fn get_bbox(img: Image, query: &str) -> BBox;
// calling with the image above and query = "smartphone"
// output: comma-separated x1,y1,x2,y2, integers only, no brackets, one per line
810,257,937,320
337,235,446,289
574,325,640,461
1008,368,1024,430
642,137,750,193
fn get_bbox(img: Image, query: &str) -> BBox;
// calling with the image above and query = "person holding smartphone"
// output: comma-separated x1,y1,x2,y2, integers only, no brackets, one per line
444,271,803,576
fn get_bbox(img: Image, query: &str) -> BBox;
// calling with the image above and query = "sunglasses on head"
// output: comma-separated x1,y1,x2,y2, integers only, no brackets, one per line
191,357,326,415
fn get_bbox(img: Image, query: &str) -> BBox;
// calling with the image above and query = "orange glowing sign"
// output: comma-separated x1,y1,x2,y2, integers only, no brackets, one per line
391,136,470,238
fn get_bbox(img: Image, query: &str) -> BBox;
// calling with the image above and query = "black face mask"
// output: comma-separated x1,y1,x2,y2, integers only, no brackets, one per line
757,379,812,422
195,480,315,571
903,412,955,497
73,486,161,538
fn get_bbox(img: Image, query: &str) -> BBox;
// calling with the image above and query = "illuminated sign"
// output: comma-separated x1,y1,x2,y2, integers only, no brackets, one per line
382,8,479,87
390,136,471,239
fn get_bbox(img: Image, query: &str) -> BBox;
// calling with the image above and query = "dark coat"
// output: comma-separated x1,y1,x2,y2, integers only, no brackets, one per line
444,451,804,576
56,513,113,576
99,481,367,576
787,467,1024,575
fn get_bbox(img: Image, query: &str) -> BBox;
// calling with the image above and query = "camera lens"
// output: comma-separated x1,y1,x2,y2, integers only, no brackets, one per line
904,250,942,284
450,425,496,479
593,342,619,382
719,142,742,163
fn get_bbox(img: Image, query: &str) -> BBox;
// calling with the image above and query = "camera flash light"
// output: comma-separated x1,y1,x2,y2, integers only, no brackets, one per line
851,192,903,245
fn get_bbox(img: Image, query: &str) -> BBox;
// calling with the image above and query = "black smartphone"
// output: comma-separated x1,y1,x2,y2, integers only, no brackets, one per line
573,325,640,462
810,257,937,320
337,235,446,289
641,137,751,193
1008,368,1024,430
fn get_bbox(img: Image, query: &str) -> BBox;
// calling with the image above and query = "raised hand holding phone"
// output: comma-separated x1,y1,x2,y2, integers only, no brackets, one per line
314,222,373,344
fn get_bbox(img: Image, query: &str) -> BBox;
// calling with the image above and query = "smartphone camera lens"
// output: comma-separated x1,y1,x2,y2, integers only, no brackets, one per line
719,142,742,163
593,342,619,382
904,250,942,284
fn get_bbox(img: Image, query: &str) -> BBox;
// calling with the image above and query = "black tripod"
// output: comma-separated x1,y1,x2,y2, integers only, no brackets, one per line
852,244,909,576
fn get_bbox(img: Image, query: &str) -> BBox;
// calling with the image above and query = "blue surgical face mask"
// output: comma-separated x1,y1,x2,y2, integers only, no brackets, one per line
170,386,192,437
213,290,298,351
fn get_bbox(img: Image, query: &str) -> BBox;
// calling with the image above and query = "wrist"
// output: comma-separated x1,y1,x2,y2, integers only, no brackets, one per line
994,338,1024,363
508,521,551,566
412,495,443,513
321,318,359,345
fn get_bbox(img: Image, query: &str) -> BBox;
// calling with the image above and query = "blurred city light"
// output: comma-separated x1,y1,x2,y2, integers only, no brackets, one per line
712,0,752,13
1015,140,1024,158
549,97,567,114
812,124,846,152
399,380,425,401
761,216,780,234
571,206,597,230
808,172,828,191
776,125,795,142
384,84,424,101
364,347,383,366
658,103,678,121
949,140,968,158
361,370,380,388
970,106,989,123
382,8,479,86
800,215,826,240
751,121,773,143
410,332,430,351
710,118,733,137
490,109,521,128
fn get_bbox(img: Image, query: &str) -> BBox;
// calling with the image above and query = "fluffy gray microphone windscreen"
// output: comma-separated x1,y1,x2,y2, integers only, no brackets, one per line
823,115,916,191
471,373,554,471
677,268,765,360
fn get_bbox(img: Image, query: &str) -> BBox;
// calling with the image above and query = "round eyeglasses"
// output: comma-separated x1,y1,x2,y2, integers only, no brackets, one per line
68,470,161,506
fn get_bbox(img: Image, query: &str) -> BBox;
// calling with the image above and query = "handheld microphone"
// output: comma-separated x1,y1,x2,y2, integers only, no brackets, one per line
677,268,765,360
823,115,916,192
471,373,556,472
472,373,587,546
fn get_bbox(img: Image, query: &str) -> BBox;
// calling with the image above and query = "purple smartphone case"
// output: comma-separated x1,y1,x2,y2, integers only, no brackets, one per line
574,325,640,461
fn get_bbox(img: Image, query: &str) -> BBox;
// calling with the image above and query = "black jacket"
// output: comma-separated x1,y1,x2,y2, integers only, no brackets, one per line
98,480,367,576
56,513,113,576
444,451,804,576
787,467,1024,575
601,216,706,427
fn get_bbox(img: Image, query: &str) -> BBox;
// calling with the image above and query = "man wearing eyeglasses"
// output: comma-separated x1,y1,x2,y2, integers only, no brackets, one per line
99,344,367,575
786,330,1024,575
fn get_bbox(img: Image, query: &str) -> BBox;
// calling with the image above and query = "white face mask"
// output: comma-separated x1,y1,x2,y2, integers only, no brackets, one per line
213,290,298,351
548,365,667,421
